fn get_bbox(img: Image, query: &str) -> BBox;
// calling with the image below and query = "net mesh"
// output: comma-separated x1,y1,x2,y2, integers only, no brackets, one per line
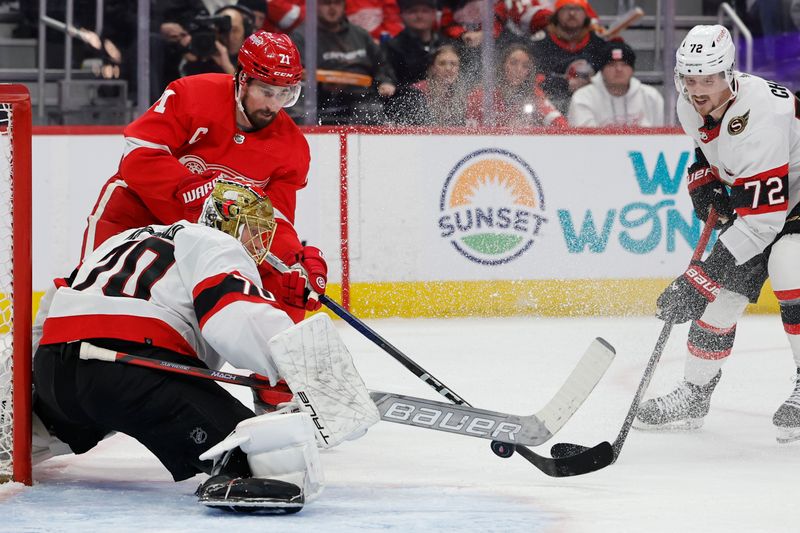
0,102,15,480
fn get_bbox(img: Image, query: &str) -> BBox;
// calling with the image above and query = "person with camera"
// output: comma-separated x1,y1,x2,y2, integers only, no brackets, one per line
66,31,325,326
179,5,257,77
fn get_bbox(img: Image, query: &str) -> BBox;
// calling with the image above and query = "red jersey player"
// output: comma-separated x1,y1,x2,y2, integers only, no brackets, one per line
81,31,325,323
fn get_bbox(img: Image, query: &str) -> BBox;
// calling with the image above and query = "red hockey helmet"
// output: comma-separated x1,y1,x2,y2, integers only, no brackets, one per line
238,31,303,87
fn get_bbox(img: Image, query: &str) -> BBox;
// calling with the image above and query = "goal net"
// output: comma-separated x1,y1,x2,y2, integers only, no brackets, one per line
0,84,32,485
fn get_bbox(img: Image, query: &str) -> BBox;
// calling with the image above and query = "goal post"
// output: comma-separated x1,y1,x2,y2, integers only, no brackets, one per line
0,84,33,485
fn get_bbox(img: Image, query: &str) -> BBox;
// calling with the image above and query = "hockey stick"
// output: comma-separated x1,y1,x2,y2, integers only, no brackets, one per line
77,342,605,447
550,209,719,464
264,253,617,476
372,335,614,446
264,253,471,406
601,7,644,41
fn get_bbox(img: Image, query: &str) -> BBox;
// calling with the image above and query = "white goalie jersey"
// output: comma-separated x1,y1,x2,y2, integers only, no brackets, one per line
40,222,294,383
677,73,800,263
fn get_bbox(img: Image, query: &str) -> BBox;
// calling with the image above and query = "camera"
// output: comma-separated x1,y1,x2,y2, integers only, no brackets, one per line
186,15,232,59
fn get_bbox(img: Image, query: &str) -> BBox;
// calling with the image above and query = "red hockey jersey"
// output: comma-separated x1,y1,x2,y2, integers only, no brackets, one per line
83,73,311,321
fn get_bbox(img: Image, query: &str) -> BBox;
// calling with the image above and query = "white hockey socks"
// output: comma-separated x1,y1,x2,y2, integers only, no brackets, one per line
684,289,748,386
268,314,380,449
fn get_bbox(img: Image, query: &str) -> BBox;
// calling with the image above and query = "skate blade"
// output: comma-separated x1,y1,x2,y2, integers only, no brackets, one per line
200,496,303,512
776,427,800,444
632,417,704,431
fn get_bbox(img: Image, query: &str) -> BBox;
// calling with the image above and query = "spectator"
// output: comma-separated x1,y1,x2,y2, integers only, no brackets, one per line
346,0,405,41
466,42,566,127
531,0,606,114
387,43,469,125
237,0,305,35
440,0,511,84
157,2,208,89
217,5,256,55
293,0,397,124
506,0,553,37
568,41,664,128
383,0,447,89
440,0,507,46
179,4,256,77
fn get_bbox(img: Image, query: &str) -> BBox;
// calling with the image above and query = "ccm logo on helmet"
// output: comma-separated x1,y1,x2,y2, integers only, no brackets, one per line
272,71,295,78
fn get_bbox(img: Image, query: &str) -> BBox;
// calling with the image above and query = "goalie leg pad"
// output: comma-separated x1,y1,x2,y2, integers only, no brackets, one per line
198,411,324,507
267,313,380,448
31,411,73,465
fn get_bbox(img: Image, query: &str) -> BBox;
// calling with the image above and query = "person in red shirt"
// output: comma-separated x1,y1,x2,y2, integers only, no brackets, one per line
465,42,566,128
80,31,326,324
346,0,405,41
238,0,306,35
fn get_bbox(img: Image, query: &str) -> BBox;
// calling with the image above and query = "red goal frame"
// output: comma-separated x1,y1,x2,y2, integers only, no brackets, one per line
1,84,32,485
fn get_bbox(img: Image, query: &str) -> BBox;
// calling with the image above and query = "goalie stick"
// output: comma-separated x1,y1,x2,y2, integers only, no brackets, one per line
77,341,610,447
265,253,617,476
372,336,614,446
550,210,718,464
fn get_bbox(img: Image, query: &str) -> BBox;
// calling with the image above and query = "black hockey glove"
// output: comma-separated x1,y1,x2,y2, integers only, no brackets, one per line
656,260,721,324
686,152,734,229
657,237,763,323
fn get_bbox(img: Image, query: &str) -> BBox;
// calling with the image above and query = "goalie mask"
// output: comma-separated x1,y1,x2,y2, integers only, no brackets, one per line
674,25,737,103
200,178,277,265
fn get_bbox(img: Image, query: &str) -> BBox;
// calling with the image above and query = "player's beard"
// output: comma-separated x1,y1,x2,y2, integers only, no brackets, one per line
248,109,278,130
241,95,278,131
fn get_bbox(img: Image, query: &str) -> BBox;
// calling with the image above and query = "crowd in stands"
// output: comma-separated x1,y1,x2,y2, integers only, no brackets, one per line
15,0,687,128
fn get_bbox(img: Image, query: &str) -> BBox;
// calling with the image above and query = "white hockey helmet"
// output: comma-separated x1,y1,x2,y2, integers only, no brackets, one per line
674,25,737,101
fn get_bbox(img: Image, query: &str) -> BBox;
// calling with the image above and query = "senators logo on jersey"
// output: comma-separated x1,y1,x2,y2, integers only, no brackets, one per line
727,110,750,135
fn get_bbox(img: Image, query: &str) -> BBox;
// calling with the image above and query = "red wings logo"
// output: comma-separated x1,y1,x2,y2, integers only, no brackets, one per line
178,155,270,187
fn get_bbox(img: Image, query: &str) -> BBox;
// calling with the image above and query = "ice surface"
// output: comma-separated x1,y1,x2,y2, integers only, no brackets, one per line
2,315,798,532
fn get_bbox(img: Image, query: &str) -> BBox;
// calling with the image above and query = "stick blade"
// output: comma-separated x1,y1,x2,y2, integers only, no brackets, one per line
515,441,614,477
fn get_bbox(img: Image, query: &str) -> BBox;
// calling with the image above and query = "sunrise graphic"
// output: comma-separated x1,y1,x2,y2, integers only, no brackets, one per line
438,149,546,265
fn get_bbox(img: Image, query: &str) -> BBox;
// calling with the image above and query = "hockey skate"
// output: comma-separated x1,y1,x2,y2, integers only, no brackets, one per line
634,371,721,430
196,448,304,514
773,368,800,444
196,473,304,514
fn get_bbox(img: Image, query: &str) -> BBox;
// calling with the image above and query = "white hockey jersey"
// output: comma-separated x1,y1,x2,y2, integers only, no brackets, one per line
677,73,800,264
40,222,294,383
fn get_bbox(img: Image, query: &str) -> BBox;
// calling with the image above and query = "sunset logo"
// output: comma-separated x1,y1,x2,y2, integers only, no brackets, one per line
438,148,547,265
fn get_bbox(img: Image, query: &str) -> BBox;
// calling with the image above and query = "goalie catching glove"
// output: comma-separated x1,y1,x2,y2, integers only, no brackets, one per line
280,246,327,311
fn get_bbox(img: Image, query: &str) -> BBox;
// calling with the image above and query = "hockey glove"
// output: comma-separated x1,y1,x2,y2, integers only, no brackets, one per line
176,169,222,222
280,246,328,311
686,159,734,229
656,261,721,324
